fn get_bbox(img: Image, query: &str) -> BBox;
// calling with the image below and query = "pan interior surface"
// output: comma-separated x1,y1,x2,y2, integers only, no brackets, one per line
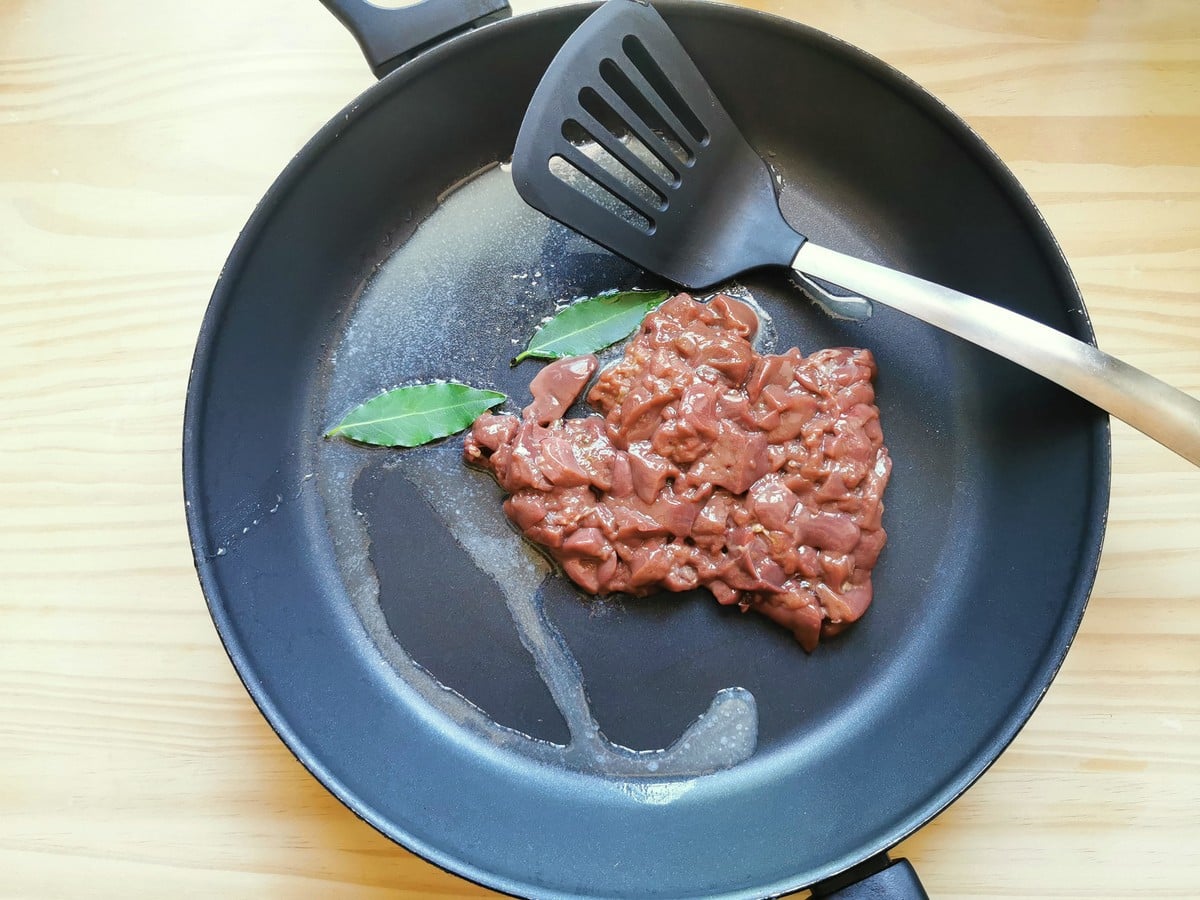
184,5,1108,898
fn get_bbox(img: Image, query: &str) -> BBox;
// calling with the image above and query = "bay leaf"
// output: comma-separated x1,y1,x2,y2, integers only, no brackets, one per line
514,289,670,363
326,382,505,448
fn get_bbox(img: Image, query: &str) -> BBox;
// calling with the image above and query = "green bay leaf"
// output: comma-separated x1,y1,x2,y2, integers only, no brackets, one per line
325,382,505,448
514,289,670,363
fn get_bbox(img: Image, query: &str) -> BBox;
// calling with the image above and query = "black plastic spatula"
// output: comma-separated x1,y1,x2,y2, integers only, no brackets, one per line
512,0,1200,466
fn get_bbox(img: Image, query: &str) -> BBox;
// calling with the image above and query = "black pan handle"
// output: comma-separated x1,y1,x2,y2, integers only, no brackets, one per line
810,853,930,899
319,0,512,78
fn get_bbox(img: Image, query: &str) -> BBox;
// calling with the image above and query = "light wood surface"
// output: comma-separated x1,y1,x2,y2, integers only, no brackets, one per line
2,0,1197,897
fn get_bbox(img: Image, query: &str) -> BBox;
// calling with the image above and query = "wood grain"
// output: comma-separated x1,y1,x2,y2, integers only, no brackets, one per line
1,0,1197,897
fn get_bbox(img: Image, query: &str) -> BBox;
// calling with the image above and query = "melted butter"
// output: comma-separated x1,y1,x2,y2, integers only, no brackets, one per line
393,444,757,776
317,163,759,779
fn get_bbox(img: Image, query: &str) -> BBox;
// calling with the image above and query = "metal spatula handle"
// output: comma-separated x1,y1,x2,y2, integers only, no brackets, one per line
795,242,1200,465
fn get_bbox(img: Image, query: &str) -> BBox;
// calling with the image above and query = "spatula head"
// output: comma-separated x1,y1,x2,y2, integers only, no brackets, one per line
513,0,805,290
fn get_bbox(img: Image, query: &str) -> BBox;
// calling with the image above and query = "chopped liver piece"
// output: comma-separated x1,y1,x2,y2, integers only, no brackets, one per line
464,294,891,650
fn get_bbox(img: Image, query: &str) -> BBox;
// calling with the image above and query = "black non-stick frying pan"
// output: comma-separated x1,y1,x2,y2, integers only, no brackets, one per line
183,1,1110,897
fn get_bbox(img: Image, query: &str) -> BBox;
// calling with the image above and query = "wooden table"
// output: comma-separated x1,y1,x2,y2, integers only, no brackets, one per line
2,0,1197,896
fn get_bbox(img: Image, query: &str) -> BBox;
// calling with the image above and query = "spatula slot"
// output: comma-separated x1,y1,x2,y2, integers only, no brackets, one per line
577,85,680,185
596,58,692,169
560,116,667,212
548,153,653,233
621,34,709,146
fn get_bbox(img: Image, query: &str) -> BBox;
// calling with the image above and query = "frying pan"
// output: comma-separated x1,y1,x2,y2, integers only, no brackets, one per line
182,1,1110,897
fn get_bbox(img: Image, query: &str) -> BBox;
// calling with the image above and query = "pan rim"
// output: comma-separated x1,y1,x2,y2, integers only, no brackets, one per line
182,2,1111,897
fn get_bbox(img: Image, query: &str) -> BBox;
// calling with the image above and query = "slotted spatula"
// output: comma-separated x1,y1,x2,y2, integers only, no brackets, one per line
512,0,1200,466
